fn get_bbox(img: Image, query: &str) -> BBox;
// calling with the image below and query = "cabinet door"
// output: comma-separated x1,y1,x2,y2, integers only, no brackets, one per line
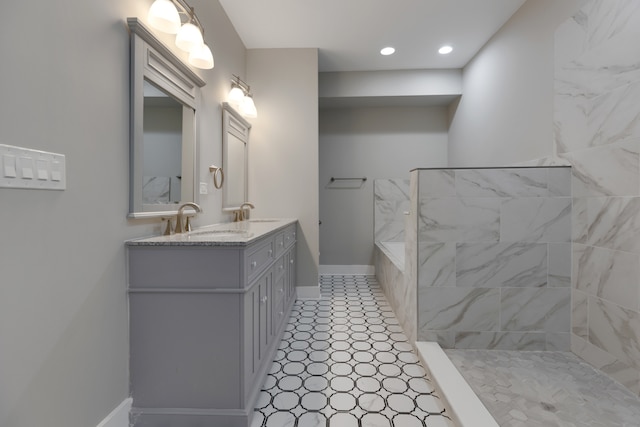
287,247,296,302
258,271,272,361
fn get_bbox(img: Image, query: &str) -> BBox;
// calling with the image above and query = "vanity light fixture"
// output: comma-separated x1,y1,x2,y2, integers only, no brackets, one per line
228,75,258,118
438,45,453,54
147,0,214,69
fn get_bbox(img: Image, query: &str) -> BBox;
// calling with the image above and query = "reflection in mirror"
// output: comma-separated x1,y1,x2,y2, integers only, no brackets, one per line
127,18,205,218
142,80,183,204
222,102,251,210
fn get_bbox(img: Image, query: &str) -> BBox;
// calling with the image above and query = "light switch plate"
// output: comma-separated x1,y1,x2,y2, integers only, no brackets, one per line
199,182,208,195
0,144,66,190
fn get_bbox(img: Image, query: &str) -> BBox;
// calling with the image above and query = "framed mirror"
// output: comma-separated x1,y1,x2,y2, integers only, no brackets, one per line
127,18,206,218
222,102,251,210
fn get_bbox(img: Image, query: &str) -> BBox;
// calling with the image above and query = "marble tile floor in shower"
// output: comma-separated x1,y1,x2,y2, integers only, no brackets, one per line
252,275,454,427
446,349,640,427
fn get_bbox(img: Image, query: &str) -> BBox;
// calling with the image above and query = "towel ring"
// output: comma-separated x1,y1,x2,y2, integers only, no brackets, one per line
209,165,224,189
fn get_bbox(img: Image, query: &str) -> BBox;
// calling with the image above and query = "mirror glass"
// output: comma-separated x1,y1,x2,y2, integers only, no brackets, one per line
222,102,251,210
127,18,205,218
142,80,186,205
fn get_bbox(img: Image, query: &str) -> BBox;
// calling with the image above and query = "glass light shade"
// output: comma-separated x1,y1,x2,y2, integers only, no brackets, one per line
175,23,204,52
228,86,245,106
147,0,181,34
188,43,214,69
438,45,453,54
240,95,257,118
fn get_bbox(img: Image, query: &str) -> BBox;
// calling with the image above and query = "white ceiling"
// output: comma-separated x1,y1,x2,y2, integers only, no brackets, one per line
218,0,527,72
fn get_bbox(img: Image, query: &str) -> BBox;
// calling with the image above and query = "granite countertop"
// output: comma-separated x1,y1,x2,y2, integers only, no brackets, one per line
126,218,297,247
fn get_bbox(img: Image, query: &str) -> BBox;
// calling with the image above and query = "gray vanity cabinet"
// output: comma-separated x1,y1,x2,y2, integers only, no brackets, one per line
127,222,297,427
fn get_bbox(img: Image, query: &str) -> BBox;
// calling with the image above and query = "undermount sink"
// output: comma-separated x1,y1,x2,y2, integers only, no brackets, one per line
249,219,280,223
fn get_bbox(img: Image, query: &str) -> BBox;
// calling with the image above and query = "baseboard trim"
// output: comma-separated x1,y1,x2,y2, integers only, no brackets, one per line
97,398,132,427
319,265,375,275
296,285,321,299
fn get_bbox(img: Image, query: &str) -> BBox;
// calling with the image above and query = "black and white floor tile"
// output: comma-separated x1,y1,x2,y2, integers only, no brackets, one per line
252,275,454,427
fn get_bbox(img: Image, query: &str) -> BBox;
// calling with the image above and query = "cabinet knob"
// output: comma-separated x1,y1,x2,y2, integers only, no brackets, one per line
268,249,273,256
251,261,257,268
290,259,294,264
279,241,284,247
261,296,268,304
279,287,283,293
279,311,284,316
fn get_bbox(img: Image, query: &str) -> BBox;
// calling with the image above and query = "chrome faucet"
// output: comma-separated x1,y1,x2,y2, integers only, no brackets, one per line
234,202,255,222
175,202,202,233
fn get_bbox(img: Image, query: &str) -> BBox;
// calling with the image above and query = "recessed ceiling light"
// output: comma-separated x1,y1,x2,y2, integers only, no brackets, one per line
380,47,395,56
438,45,453,55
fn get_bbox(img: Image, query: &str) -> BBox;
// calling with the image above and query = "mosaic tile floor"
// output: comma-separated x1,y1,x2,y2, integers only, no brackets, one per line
252,275,454,427
446,349,640,427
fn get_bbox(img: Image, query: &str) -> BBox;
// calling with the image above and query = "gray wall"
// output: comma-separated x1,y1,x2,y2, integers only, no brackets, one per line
0,1,247,426
448,0,587,166
319,107,448,266
247,48,320,289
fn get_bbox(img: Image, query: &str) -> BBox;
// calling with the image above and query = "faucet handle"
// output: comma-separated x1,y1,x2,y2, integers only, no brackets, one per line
162,217,173,235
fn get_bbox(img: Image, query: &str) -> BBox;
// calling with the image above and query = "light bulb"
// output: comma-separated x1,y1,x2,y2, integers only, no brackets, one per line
175,22,204,52
147,0,181,34
188,43,214,69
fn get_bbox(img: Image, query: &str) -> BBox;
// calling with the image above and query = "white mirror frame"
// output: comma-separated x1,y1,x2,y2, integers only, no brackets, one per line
127,17,206,219
222,102,251,211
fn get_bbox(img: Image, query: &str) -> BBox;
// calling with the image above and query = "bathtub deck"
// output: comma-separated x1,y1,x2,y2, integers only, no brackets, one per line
446,349,640,426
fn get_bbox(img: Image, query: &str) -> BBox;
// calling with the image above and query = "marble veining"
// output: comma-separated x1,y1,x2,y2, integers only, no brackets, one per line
556,0,640,397
413,167,572,351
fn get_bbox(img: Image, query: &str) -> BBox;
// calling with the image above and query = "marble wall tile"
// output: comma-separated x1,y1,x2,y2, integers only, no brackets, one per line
549,243,572,287
374,200,410,242
501,288,571,333
587,196,640,253
454,169,548,198
573,244,639,310
418,287,500,332
572,333,640,396
554,10,588,69
455,242,547,288
417,329,455,349
554,92,590,154
562,140,640,197
374,179,410,242
589,81,640,147
572,289,589,339
501,197,572,243
454,331,546,351
573,197,589,244
588,295,640,371
418,197,501,243
417,242,455,288
546,333,572,352
418,169,455,197
548,167,572,197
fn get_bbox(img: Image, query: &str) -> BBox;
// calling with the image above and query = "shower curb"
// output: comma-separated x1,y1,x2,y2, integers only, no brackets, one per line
415,341,499,427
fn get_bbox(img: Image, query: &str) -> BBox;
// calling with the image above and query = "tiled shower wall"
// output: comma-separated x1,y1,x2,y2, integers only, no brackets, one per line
373,179,410,243
413,167,572,351
555,0,640,395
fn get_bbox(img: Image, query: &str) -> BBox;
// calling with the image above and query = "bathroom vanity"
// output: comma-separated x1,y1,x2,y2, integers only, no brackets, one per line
126,219,297,427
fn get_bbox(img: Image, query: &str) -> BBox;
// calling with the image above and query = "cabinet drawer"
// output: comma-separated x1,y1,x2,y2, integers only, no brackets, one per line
283,226,296,249
246,239,274,283
273,255,286,280
274,232,286,257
